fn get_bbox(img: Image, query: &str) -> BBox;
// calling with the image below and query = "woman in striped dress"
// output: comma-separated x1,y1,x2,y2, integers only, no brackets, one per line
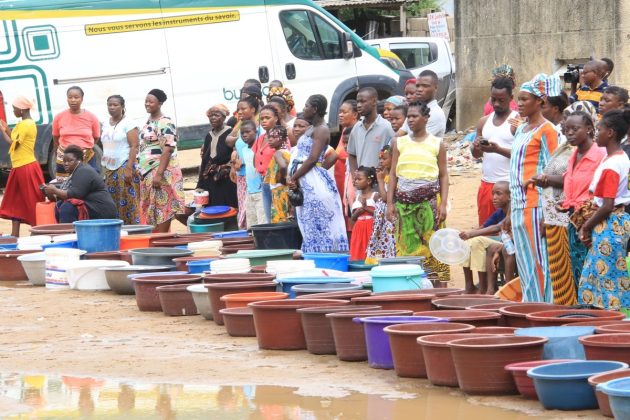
509,74,560,302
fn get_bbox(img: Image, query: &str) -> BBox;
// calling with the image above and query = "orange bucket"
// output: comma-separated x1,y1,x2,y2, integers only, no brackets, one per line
119,234,151,250
220,292,288,309
35,201,57,226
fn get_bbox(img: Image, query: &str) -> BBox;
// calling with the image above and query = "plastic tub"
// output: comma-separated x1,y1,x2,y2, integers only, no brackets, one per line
348,261,377,272
515,326,594,360
101,265,172,295
353,315,444,369
189,222,224,233
369,264,430,292
44,248,87,289
589,368,630,417
291,283,362,296
186,259,213,274
212,230,250,239
156,284,199,316
505,359,576,400
122,224,154,235
225,249,295,266
250,222,303,250
275,277,352,298
65,260,129,290
302,253,350,272
598,377,630,419
73,219,122,253
579,333,630,364
187,284,213,320
40,240,77,250
528,361,628,410
17,252,47,286
0,243,18,250
119,234,151,250
128,247,193,266
221,291,288,309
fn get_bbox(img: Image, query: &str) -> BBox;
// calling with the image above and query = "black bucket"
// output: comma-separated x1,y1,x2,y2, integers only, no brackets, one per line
250,222,303,250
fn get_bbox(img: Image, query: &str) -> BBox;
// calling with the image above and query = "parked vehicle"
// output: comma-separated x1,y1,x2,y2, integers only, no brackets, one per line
0,0,412,177
367,37,456,127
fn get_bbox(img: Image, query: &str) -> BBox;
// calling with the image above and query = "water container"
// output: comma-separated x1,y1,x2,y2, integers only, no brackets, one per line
186,259,213,274
598,377,630,419
369,264,431,292
303,253,350,271
275,277,352,298
41,240,77,250
515,326,594,359
250,222,302,249
35,201,57,226
44,248,86,289
73,219,123,253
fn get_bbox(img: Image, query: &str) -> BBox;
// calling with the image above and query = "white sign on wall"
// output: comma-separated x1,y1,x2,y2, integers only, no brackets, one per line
427,11,450,41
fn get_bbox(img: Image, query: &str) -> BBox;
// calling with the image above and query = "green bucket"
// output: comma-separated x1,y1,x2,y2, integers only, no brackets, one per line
224,249,296,266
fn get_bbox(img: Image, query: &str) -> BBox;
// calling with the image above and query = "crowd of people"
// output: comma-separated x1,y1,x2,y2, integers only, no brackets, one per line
0,58,629,311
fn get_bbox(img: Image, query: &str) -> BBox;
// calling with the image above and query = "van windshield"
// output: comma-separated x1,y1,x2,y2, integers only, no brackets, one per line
280,10,342,60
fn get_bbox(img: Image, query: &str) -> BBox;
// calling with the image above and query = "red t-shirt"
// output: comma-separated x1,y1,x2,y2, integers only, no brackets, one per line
52,109,100,149
252,133,291,176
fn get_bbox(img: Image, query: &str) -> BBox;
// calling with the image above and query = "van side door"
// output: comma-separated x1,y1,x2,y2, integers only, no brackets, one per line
265,6,358,114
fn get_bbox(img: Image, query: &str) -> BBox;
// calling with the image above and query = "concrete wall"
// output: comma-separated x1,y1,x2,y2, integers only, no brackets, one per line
454,0,630,130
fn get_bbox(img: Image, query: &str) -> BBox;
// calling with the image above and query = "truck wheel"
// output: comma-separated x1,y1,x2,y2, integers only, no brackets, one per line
47,144,104,179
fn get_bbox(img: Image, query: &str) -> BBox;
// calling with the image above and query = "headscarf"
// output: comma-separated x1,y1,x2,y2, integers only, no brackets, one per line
148,88,167,103
562,100,598,122
206,104,230,118
519,73,562,98
12,96,34,110
267,87,295,111
404,78,417,87
491,64,515,82
385,95,406,106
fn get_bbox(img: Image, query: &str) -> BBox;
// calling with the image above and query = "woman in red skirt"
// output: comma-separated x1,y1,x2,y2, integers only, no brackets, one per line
0,96,45,236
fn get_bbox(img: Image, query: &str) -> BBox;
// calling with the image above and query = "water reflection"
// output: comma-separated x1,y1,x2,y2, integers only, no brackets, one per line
0,373,539,419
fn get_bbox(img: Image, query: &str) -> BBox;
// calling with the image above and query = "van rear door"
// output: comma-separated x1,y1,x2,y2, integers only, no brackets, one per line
265,4,358,113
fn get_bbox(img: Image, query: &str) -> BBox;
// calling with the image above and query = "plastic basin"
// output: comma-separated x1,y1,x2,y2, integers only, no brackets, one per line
353,315,444,369
102,265,172,295
449,335,548,395
220,307,256,337
597,377,630,419
291,283,362,296
187,284,213,320
526,309,626,327
303,253,350,272
121,224,154,235
515,326,595,359
156,284,199,316
188,222,224,233
73,219,123,253
505,359,576,400
528,361,628,410
129,273,202,311
351,294,434,312
119,234,151,250
205,281,278,325
413,309,501,327
596,323,630,334
378,256,424,265
17,252,47,286
250,222,302,250
275,277,351,298
589,368,630,417
186,259,213,274
212,230,250,239
369,264,428,293
296,289,371,300
220,291,288,309
579,334,630,365
128,247,193,266
225,249,295,266
40,240,77,250
432,296,499,310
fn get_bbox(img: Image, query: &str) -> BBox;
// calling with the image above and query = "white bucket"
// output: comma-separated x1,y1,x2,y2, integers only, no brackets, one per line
18,235,51,250
44,248,86,289
17,252,47,286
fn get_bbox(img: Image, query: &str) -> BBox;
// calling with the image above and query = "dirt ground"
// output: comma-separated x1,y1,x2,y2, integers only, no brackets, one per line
0,153,604,418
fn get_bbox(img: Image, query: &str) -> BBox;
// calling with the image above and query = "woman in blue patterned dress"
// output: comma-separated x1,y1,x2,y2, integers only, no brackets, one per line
287,95,349,252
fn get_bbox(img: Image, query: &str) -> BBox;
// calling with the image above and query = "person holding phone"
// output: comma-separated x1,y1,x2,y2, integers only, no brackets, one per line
471,77,519,225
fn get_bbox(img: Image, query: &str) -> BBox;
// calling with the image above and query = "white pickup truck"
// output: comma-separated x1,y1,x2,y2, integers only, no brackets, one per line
368,37,456,128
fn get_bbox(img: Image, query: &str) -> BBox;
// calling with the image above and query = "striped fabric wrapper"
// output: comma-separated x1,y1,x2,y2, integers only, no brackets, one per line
546,224,577,305
511,207,553,303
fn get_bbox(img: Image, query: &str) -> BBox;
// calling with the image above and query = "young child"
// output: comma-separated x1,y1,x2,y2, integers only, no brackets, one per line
458,181,511,295
389,104,408,136
264,125,291,223
238,120,266,227
350,166,379,261
366,145,396,263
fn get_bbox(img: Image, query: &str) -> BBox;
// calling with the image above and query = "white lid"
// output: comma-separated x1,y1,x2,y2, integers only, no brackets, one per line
429,228,471,265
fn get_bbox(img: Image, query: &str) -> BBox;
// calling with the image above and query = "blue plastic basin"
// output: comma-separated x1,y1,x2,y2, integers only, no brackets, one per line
598,377,630,419
528,360,628,410
275,277,351,298
186,259,213,274
212,230,249,239
515,326,594,359
0,243,18,250
41,240,77,250
303,253,350,272
73,219,122,253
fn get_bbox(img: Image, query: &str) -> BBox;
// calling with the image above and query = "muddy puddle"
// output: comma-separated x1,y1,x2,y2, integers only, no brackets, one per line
0,373,578,419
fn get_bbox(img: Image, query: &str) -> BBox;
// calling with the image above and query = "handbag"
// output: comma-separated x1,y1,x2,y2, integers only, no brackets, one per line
569,200,599,231
288,187,304,207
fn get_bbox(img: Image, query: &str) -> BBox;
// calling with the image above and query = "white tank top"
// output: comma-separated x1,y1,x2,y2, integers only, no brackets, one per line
481,111,518,183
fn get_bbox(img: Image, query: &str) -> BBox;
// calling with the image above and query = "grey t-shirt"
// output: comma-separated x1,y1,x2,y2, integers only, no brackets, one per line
347,115,395,168
66,164,118,219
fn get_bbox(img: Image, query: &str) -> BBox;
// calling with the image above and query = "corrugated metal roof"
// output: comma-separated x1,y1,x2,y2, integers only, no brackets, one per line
315,0,408,8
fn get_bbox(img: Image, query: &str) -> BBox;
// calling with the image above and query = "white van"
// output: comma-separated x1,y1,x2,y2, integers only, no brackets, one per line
0,0,412,176
368,37,456,125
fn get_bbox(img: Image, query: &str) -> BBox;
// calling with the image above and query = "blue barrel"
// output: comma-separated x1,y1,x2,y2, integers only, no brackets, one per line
73,219,123,253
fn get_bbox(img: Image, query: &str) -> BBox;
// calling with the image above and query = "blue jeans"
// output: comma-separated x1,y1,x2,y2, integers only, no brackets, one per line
261,183,272,224
55,201,79,223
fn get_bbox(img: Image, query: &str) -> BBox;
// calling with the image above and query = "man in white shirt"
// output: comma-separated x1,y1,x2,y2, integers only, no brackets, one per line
415,70,446,137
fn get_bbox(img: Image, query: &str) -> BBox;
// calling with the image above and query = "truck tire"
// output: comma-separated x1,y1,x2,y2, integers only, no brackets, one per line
47,144,103,179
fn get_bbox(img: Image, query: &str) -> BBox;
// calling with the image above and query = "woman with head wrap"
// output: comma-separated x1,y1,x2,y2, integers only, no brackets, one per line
52,86,101,178
138,88,185,232
509,73,562,302
484,64,519,116
267,86,296,118
0,96,45,236
383,95,406,121
196,104,237,208
101,94,141,225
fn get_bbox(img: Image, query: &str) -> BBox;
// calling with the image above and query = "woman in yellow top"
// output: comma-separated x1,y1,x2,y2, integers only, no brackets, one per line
0,96,45,236
387,101,450,281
